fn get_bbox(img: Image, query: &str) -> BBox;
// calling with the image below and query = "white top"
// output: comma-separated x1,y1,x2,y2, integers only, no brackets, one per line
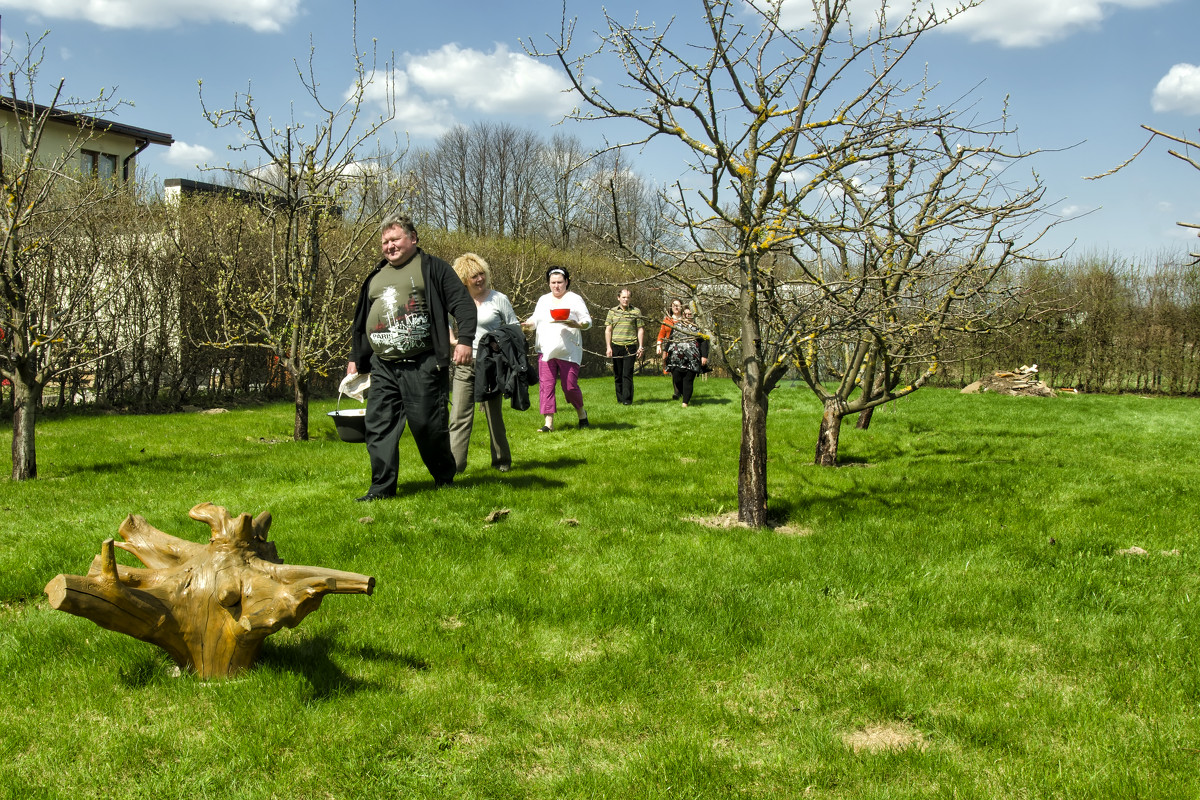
528,290,591,364
471,290,519,350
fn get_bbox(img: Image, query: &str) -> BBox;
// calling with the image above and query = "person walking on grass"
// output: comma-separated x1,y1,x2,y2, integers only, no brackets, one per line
604,287,645,405
665,307,709,408
657,298,684,396
346,214,476,501
448,253,518,473
523,266,591,432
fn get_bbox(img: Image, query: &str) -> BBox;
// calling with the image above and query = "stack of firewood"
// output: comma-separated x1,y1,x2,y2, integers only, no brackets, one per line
961,364,1057,397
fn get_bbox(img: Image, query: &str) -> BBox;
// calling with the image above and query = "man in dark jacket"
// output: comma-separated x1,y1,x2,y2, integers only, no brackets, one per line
347,214,476,499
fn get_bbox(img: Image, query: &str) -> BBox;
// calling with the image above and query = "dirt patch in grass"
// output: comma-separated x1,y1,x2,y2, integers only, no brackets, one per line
439,615,466,631
842,722,926,754
687,511,811,537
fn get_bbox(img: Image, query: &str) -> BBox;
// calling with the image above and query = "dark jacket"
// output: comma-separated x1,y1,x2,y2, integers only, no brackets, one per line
473,323,531,411
350,250,477,372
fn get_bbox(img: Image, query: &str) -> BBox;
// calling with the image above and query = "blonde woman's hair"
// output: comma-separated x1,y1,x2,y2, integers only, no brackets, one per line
453,252,491,286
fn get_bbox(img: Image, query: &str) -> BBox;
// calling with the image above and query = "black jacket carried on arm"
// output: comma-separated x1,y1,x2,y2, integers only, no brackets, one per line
350,250,477,373
473,323,531,411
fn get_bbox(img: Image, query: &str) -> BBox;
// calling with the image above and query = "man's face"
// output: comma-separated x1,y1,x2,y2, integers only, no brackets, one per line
381,225,418,266
618,290,631,309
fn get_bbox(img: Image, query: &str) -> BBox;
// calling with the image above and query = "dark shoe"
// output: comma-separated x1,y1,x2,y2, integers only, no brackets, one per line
356,492,391,502
537,425,553,433
671,393,680,400
578,416,590,428
434,479,453,489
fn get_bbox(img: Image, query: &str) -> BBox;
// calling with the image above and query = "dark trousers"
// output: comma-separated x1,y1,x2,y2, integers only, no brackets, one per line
364,351,455,492
671,370,698,404
611,343,637,404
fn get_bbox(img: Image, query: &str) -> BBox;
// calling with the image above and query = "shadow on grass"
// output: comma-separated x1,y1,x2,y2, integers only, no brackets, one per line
115,630,428,698
258,629,430,700
55,452,208,479
395,463,577,494
451,457,586,489
690,395,733,406
775,430,1042,524
577,420,636,431
635,395,733,406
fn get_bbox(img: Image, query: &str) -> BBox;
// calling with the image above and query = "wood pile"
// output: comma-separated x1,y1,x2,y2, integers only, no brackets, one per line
961,364,1057,397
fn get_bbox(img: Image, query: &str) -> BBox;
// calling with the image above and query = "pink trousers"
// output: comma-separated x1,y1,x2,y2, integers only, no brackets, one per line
538,357,584,415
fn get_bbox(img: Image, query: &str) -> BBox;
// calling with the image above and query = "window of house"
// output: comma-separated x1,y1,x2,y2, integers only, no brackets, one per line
81,149,119,181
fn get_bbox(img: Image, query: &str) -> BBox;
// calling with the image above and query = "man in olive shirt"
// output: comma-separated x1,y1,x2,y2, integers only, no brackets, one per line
347,214,476,499
604,288,645,405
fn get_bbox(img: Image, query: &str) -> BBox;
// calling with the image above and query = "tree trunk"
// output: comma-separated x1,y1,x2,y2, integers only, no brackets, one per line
738,379,768,526
856,369,886,430
293,372,309,441
10,373,38,480
815,398,846,467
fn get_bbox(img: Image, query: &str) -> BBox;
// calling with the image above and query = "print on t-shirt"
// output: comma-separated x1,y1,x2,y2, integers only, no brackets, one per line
368,273,432,359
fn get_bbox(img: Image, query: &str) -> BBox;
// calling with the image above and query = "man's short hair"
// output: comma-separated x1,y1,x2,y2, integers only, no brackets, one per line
380,213,418,241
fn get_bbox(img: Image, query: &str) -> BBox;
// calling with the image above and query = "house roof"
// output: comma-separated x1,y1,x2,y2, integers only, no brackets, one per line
0,96,174,147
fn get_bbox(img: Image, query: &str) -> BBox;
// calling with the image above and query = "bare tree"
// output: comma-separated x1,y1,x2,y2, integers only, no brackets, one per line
0,32,124,479
532,0,1053,524
533,131,589,249
197,9,405,440
794,127,1051,465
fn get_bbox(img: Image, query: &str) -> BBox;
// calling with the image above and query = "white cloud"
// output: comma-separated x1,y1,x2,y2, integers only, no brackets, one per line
938,0,1171,48
164,141,215,166
405,43,576,117
0,0,301,33
392,93,457,139
351,44,578,139
354,68,457,139
775,0,1171,49
1152,64,1200,114
1,33,27,58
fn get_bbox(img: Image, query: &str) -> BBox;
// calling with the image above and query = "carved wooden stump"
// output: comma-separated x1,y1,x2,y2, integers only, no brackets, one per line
44,503,375,679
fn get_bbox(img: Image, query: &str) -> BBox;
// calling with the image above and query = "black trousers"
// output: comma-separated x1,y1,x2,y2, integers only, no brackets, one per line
364,351,455,492
671,370,698,404
611,342,637,404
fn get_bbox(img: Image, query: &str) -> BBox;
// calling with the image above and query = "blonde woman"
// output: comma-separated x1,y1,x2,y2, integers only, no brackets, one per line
448,253,518,472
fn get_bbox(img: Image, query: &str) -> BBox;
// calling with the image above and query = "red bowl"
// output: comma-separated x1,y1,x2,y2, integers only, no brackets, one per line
550,308,570,321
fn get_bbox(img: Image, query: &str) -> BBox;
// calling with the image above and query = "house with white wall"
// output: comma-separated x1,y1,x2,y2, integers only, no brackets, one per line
0,97,173,181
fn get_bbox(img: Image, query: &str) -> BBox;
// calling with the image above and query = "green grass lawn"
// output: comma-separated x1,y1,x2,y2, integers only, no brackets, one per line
1,377,1197,798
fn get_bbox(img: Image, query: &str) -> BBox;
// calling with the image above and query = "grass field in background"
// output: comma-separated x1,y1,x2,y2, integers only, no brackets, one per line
1,377,1197,798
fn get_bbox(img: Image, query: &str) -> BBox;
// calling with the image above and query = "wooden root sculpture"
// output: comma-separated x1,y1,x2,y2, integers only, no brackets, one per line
44,503,375,679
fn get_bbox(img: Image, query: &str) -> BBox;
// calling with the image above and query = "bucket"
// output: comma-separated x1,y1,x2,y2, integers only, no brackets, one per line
328,396,366,443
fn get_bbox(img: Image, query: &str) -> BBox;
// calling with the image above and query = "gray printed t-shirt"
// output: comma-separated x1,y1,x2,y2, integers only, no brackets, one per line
365,260,433,360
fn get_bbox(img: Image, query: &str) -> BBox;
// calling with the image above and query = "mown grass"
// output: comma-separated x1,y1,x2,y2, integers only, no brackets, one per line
1,378,1197,798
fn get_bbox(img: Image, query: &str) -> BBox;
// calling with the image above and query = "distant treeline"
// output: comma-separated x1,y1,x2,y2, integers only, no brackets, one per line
5,173,1198,418
937,254,1200,395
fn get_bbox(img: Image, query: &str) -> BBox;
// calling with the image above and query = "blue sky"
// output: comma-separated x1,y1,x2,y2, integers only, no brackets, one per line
1,0,1197,259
